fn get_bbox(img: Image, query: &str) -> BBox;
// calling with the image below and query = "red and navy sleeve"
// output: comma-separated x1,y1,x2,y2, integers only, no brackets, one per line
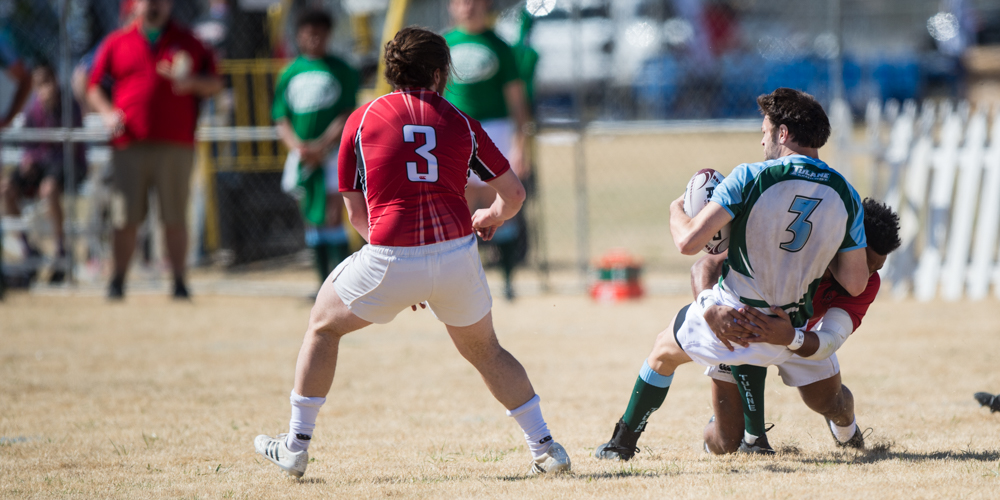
338,108,365,193
829,272,881,331
467,115,511,182
88,35,114,89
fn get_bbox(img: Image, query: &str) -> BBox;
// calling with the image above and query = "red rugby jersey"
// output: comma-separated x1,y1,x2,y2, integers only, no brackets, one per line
338,89,511,247
89,20,217,148
807,272,880,332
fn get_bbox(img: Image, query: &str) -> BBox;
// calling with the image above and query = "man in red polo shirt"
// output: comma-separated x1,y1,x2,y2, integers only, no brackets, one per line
87,0,222,299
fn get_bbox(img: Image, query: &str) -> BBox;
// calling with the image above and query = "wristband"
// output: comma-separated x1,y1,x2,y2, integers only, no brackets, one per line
787,328,806,351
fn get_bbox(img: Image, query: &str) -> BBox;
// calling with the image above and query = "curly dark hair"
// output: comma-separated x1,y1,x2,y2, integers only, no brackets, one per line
296,8,333,32
863,198,901,256
383,27,450,90
756,88,831,149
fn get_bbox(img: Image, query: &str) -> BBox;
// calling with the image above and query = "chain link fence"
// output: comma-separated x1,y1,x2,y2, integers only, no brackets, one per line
2,0,998,293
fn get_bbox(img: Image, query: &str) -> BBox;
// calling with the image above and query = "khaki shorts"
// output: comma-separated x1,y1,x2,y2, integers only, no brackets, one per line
111,142,194,227
330,234,492,327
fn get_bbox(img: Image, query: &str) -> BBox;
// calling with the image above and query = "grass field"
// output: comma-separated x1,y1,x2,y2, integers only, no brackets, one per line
3,291,998,499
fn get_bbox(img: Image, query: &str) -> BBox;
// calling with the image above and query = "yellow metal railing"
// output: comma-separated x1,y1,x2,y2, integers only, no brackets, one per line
201,59,287,252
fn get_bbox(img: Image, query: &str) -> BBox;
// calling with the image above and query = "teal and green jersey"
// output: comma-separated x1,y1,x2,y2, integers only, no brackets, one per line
512,44,539,107
272,54,359,142
711,155,866,327
273,54,359,227
443,28,518,121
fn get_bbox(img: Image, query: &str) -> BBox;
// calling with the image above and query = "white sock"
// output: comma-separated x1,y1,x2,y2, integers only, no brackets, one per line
506,395,553,459
830,417,857,443
286,391,326,453
744,431,758,445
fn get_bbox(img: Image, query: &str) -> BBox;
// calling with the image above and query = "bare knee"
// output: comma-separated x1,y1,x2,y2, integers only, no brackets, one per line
306,283,370,340
705,379,745,454
308,306,353,341
647,327,688,375
455,333,504,365
446,315,506,365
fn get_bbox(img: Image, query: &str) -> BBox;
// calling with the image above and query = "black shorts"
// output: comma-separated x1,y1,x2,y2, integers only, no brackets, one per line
9,160,86,198
672,303,691,352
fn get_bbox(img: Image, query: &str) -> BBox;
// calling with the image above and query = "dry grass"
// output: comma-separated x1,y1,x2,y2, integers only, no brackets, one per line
2,292,998,499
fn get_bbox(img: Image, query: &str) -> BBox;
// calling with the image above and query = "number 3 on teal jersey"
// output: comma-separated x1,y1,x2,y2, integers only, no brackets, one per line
780,196,822,252
403,125,439,182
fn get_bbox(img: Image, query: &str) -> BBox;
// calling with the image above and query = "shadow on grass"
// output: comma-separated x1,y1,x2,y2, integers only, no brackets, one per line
495,463,686,481
796,441,1000,465
294,477,327,484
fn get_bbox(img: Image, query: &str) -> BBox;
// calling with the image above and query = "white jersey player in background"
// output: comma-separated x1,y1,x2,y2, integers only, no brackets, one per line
596,88,869,460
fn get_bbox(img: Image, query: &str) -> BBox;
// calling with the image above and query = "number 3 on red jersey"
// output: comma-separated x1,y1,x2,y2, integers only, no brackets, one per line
403,125,438,183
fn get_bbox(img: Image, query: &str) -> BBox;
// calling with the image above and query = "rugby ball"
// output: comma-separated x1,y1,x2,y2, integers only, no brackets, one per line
683,168,731,254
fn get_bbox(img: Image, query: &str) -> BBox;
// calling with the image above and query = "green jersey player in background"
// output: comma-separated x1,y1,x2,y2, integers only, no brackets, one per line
444,0,533,300
595,88,870,459
273,8,360,288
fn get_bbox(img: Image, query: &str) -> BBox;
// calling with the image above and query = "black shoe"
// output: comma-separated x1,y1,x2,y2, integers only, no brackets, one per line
594,418,642,461
48,269,65,284
826,418,869,449
737,423,776,455
173,278,190,300
737,434,775,455
974,392,1000,413
108,277,125,300
48,255,68,284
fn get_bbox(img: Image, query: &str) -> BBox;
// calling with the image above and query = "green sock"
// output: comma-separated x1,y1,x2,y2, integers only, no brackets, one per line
621,361,673,432
730,364,768,440
314,244,331,283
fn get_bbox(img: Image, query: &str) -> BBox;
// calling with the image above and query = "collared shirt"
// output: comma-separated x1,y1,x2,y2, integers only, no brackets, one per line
89,20,217,148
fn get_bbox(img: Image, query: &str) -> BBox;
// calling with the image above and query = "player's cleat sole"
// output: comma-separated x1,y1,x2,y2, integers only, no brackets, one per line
254,434,308,478
529,442,571,475
974,392,1000,413
594,419,642,461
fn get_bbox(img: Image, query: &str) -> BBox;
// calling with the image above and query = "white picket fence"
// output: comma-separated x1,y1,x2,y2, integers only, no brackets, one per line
862,99,1000,301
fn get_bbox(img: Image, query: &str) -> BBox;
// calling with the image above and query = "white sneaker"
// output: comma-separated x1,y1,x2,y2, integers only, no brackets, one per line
254,434,309,477
528,442,572,475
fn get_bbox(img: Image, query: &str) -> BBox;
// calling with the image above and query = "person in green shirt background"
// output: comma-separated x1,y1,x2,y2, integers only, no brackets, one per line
445,0,533,300
273,8,360,288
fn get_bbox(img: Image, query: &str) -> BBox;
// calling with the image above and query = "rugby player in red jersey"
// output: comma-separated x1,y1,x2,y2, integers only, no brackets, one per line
697,198,901,453
253,27,570,478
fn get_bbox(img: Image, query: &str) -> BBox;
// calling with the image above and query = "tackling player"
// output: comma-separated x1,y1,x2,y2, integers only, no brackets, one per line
698,198,901,453
595,88,869,459
253,27,570,478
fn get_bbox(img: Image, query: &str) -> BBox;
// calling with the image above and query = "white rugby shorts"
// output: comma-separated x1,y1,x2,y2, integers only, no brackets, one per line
467,118,514,188
674,285,793,368
330,234,492,326
704,353,841,388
